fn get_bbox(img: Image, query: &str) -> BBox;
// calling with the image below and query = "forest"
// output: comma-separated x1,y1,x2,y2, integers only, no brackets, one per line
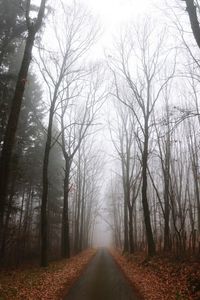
1,0,200,299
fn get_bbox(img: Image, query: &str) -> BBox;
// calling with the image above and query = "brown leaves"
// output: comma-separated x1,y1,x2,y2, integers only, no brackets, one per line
0,249,96,300
111,250,200,300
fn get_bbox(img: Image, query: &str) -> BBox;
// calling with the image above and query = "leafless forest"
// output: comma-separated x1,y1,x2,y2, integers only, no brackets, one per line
1,0,200,277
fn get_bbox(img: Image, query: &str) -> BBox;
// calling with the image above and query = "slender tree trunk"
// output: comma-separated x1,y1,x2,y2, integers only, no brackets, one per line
61,158,70,258
79,165,86,252
22,185,32,256
164,147,170,251
40,107,54,267
192,156,200,238
74,165,81,253
164,196,170,251
123,195,129,252
79,194,85,252
122,161,129,253
128,206,134,253
1,173,17,258
17,188,25,245
142,123,156,257
134,203,138,250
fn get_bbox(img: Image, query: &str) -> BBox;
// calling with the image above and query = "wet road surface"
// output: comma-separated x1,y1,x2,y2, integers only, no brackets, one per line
64,248,139,300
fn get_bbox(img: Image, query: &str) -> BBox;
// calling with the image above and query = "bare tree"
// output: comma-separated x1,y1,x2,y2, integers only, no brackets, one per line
36,1,100,265
107,175,124,249
151,89,173,252
108,22,174,256
58,68,104,258
109,103,141,253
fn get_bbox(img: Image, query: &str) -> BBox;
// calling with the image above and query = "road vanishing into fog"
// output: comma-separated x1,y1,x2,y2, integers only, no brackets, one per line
64,248,139,300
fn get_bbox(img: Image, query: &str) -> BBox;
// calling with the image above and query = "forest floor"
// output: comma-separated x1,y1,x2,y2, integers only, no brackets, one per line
0,249,96,300
111,250,200,300
1,248,200,300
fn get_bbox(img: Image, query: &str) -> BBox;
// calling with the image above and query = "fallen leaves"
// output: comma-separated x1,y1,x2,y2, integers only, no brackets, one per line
111,250,200,300
0,249,96,300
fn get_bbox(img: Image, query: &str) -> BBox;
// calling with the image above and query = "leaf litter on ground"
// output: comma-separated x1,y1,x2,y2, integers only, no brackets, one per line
111,250,200,300
0,249,96,300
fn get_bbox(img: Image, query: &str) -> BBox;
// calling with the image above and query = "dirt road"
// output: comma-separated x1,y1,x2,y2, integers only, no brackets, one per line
64,248,139,300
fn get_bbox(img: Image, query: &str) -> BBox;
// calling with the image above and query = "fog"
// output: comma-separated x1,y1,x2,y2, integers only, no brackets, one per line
1,0,199,267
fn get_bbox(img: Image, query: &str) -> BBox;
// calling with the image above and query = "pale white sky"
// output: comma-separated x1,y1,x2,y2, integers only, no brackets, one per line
82,0,152,23
35,0,161,29
34,0,162,57
80,0,162,58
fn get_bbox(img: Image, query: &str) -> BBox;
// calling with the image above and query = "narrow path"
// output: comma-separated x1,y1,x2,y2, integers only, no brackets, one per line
64,248,139,300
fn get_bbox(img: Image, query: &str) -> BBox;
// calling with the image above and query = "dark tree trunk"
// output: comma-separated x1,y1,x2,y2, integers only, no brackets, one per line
133,204,138,250
78,165,86,252
61,158,70,258
122,159,129,253
79,194,85,252
74,165,81,254
40,107,54,267
164,190,170,252
79,170,86,252
18,188,25,240
22,185,32,257
1,173,17,258
128,206,134,253
123,196,129,253
164,139,171,252
185,0,200,49
142,124,156,257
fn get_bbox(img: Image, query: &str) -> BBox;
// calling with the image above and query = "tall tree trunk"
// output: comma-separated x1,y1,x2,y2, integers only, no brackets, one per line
164,138,171,252
123,195,129,253
40,107,54,267
22,184,32,257
79,194,85,252
79,170,86,252
142,124,156,257
74,162,81,254
128,206,134,253
133,203,138,250
122,160,129,253
185,0,200,49
61,158,70,258
1,173,17,258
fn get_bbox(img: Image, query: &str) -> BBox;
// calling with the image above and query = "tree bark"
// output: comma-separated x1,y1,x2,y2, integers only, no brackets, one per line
79,166,86,252
61,158,70,258
185,0,200,49
142,123,156,257
40,107,54,267
123,195,129,252
164,135,171,252
74,159,81,254
128,206,134,253
0,172,17,258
